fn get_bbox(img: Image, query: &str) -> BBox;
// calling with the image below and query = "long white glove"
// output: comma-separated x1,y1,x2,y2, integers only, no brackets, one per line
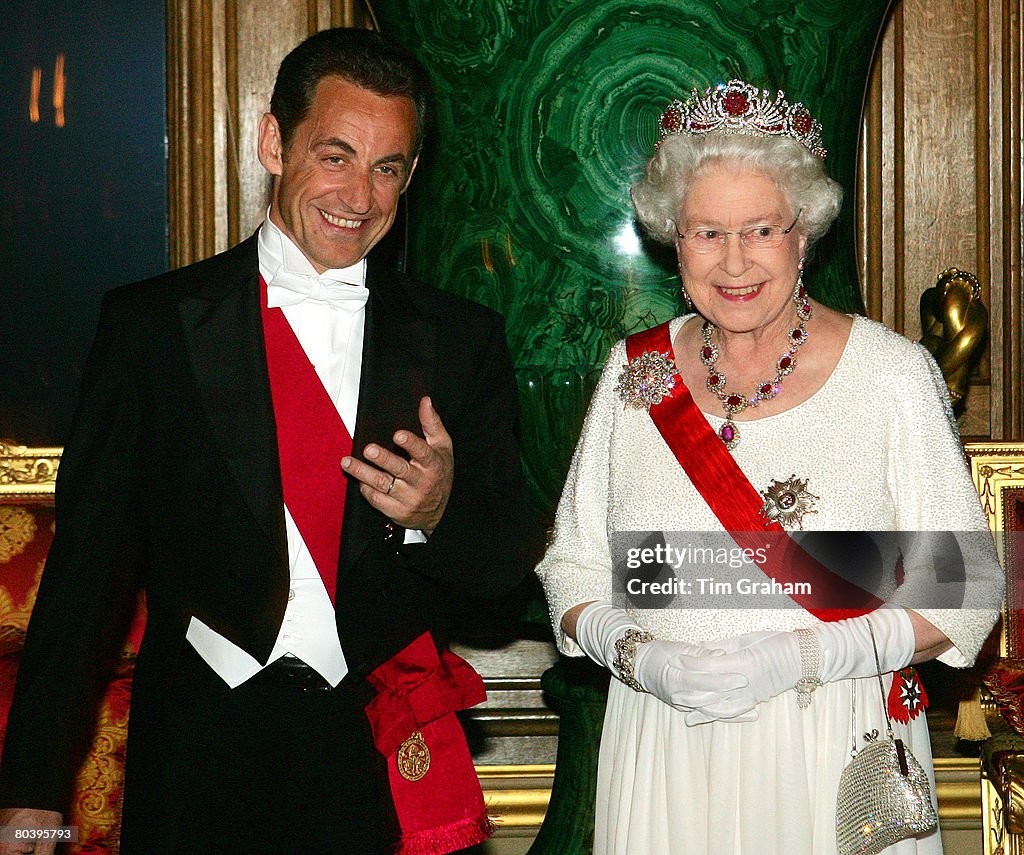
680,607,917,725
574,601,754,718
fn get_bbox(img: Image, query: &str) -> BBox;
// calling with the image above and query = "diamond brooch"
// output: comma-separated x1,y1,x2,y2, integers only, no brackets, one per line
614,350,679,410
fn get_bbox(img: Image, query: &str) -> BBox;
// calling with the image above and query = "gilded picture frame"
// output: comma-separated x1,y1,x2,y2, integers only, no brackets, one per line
966,443,1024,855
0,442,60,503
966,442,1024,658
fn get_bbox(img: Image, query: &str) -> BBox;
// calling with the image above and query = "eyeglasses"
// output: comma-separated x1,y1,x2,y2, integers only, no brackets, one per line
676,210,801,254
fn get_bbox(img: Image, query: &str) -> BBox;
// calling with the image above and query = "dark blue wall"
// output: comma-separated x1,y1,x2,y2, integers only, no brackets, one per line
1,0,169,444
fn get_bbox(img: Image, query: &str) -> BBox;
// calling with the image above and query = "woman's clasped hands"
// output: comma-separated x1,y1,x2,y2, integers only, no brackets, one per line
574,601,917,726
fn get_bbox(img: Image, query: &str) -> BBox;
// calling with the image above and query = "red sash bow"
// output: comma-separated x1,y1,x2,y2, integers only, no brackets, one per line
626,321,882,621
366,633,491,855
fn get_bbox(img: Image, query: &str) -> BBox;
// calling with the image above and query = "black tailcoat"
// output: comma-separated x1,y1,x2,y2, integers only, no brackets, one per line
0,234,532,850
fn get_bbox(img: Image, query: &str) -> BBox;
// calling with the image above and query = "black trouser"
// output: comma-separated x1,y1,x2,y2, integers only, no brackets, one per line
119,642,398,855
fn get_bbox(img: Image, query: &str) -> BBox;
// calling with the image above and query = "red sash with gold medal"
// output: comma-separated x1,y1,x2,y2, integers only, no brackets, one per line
261,278,492,850
366,634,492,854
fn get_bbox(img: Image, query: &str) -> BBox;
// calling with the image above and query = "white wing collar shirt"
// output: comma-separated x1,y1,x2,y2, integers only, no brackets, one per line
185,214,367,688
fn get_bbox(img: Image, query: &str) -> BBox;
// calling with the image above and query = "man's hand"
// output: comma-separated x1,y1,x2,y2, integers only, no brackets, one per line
341,396,454,535
0,808,63,855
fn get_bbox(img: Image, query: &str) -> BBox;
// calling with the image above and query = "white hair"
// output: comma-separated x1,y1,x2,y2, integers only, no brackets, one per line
631,133,843,246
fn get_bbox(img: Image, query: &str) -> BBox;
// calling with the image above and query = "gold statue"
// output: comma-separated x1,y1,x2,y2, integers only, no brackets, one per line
919,267,988,409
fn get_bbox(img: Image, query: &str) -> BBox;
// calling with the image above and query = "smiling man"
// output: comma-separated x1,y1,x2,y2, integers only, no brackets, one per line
260,74,418,272
0,28,531,855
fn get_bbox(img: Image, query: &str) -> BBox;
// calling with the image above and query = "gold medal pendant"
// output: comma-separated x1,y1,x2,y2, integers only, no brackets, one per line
759,475,818,529
397,730,431,782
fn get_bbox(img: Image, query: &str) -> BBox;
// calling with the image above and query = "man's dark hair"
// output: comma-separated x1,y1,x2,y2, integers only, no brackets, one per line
270,27,431,157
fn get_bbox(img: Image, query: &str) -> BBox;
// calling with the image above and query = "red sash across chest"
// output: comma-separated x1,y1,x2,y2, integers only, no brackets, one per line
259,275,351,604
626,321,881,621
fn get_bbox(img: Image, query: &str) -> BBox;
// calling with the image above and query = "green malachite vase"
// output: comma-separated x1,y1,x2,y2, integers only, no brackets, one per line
373,0,893,519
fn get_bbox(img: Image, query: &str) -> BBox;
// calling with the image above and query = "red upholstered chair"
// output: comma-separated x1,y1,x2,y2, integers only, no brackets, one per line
0,499,146,855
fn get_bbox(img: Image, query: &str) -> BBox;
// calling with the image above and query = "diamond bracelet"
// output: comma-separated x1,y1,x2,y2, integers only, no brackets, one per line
794,627,823,708
612,628,655,692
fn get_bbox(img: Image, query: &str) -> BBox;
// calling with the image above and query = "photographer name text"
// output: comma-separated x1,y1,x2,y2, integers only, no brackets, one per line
626,577,812,596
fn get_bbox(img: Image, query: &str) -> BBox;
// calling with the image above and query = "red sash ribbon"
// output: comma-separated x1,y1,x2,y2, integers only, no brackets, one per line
626,321,882,622
260,276,351,604
366,633,491,855
262,279,489,850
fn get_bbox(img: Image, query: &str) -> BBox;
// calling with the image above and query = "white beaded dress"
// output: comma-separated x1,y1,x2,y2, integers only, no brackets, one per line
535,315,1004,855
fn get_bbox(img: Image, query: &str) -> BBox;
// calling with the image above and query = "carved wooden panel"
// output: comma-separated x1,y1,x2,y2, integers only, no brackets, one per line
858,0,1022,440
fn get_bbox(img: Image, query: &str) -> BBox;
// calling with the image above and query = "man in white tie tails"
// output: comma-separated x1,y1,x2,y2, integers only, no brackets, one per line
0,28,531,855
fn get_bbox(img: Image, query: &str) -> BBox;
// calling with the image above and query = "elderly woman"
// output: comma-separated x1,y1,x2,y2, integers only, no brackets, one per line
536,80,1004,855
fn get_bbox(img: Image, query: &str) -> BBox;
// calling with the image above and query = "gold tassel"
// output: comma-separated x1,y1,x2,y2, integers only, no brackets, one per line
953,685,991,741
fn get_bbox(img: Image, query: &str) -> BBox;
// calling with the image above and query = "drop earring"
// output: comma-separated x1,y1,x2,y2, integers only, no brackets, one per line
678,261,692,310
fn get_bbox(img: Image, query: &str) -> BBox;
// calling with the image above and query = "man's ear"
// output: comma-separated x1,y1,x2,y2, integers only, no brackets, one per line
401,154,420,193
258,113,285,177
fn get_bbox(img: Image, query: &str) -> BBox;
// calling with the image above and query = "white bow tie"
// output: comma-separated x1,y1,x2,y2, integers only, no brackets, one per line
266,272,369,310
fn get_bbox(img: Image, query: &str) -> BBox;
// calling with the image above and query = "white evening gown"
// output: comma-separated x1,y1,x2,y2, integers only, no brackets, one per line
536,315,1004,855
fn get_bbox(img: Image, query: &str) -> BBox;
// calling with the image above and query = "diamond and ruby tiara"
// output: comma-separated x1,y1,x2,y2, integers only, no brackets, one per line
657,79,826,159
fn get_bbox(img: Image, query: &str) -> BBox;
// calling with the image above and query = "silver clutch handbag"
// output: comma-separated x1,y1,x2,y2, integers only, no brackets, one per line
834,623,938,855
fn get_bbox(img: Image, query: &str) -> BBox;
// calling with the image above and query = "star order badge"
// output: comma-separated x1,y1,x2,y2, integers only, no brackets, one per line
759,475,818,529
614,350,679,410
887,667,929,723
